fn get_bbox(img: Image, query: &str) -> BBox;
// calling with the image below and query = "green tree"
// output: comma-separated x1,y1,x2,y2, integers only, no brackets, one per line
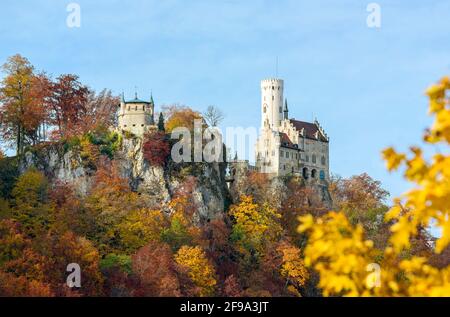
157,112,165,132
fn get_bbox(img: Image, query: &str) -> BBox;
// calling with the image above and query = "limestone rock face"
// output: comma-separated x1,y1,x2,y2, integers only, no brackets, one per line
20,136,230,222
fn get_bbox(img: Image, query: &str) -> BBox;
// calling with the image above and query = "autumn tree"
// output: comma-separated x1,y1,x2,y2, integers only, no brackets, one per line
276,241,309,295
175,246,217,297
48,74,89,139
82,89,120,132
11,169,53,237
132,241,181,296
328,173,391,248
0,219,29,266
222,275,243,297
0,271,53,297
163,104,203,133
0,55,50,154
230,195,283,257
84,162,142,254
117,209,167,253
279,178,326,246
40,231,103,296
298,77,450,296
143,131,170,167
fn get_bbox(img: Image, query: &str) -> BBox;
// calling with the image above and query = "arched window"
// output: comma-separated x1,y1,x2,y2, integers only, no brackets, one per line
312,154,316,164
305,155,309,162
263,106,267,113
302,167,309,179
320,170,325,180
311,169,317,178
321,156,326,165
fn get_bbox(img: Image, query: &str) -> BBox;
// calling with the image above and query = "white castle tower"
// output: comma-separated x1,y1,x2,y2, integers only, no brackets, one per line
255,77,330,181
261,78,284,130
118,92,155,136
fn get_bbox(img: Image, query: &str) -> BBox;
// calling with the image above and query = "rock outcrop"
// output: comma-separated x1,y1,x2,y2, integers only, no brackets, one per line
20,135,231,222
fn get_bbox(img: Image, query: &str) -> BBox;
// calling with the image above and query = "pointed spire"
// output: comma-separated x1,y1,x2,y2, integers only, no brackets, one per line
150,91,154,105
283,98,289,120
134,86,138,100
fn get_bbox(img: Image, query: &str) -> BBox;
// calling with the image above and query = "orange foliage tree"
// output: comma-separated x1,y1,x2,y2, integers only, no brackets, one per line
143,131,170,167
163,104,203,133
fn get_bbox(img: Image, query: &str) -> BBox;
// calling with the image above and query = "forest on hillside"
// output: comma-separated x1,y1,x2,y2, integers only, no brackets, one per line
0,55,449,297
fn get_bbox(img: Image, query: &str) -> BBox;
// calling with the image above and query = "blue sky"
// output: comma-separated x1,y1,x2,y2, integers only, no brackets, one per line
1,0,450,199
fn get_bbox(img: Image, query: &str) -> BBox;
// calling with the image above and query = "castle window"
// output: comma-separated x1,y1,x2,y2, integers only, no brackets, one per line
143,106,145,111
311,169,317,178
279,107,282,113
305,155,309,162
321,156,326,165
133,124,136,127
141,124,144,127
312,154,316,164
280,150,284,157
320,170,325,180
302,167,308,179
263,106,266,113
128,106,130,111
283,165,286,170
286,152,289,158
135,106,137,111
272,86,274,90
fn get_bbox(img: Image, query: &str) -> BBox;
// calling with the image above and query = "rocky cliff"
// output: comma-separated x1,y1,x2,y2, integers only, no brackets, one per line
20,134,231,222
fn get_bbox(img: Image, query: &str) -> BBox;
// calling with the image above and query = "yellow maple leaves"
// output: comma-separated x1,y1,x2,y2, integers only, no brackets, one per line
175,246,217,297
277,242,309,289
230,195,282,254
298,77,450,297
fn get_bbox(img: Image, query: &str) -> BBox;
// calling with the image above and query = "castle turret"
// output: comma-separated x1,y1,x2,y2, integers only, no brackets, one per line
117,93,155,136
261,78,284,130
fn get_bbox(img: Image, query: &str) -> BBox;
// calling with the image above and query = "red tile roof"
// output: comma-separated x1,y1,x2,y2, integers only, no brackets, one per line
280,132,300,150
289,119,328,142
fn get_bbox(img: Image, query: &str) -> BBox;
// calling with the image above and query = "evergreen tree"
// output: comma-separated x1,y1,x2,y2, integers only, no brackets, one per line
157,112,165,132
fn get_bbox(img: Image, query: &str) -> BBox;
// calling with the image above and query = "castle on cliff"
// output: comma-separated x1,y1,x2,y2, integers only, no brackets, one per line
255,78,330,181
117,93,156,135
